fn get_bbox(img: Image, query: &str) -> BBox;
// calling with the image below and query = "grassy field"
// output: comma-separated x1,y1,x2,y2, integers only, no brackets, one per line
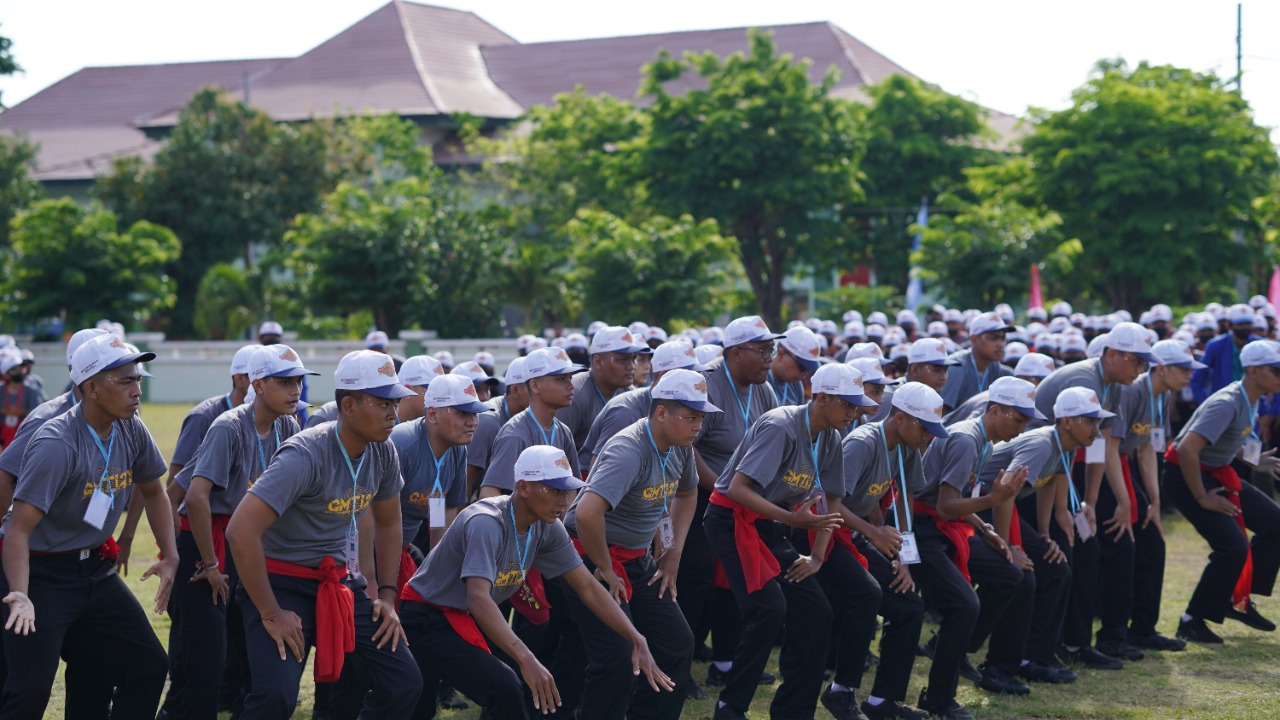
42,403,1280,718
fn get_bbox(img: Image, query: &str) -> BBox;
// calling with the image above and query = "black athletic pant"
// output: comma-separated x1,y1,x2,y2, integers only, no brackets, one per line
560,552,693,720
1165,462,1280,622
853,535,925,701
1059,462,1106,650
912,516,1034,706
1002,502,1072,665
399,601,527,720
1093,469,1137,646
1128,468,1166,638
798,532,879,691
511,577,585,715
0,552,168,720
237,574,422,719
678,489,740,663
705,503,831,719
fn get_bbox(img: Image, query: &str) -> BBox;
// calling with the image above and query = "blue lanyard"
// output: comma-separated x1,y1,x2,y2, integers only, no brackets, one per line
974,421,990,489
334,425,366,528
970,353,991,393
803,408,823,492
1237,381,1260,438
591,375,608,408
86,422,117,507
501,397,510,421
509,499,534,580
877,424,911,532
534,415,558,446
1052,428,1082,513
1095,362,1112,407
424,424,447,499
253,413,281,473
730,381,753,437
644,421,673,514
770,371,791,405
1145,374,1163,430
224,394,233,412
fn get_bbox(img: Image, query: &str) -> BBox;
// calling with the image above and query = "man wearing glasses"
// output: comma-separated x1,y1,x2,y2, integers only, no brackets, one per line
558,326,646,468
867,339,960,424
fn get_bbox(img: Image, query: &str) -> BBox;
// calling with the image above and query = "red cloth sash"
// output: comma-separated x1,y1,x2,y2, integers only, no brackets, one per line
1118,456,1141,524
9,536,119,560
569,538,646,602
397,545,418,594
399,585,491,653
913,499,975,582
1165,445,1253,611
709,489,781,593
1008,504,1022,547
712,560,730,590
508,568,552,625
264,557,354,683
179,513,231,568
808,525,867,569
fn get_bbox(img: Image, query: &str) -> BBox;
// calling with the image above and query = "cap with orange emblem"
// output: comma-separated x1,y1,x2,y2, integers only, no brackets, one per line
69,333,156,385
514,445,587,491
424,374,491,414
249,344,321,381
651,369,723,414
334,350,417,400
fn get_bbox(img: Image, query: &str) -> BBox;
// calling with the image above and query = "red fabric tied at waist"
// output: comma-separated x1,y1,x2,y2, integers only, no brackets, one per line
509,568,552,625
569,538,646,602
711,560,730,590
709,489,781,593
264,557,354,683
1118,456,1141,524
179,514,231,568
1165,446,1253,611
397,545,418,596
913,499,975,582
1008,504,1023,547
10,536,120,560
399,585,491,653
808,525,866,570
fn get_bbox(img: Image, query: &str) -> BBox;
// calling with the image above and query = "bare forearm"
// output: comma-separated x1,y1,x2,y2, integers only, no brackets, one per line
2,531,30,595
1038,479,1060,535
142,485,178,561
186,491,219,565
670,492,696,554
118,486,145,544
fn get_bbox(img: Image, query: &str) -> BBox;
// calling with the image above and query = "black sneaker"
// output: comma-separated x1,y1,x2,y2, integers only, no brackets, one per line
694,642,714,662
1058,646,1123,670
1226,601,1277,631
918,633,938,658
437,685,468,710
1177,617,1224,644
1096,641,1145,661
820,685,869,720
684,683,708,701
1017,661,1074,684
957,654,981,683
1127,631,1186,651
917,689,974,720
712,703,749,720
976,663,1030,696
860,699,930,720
706,665,776,686
1046,662,1078,683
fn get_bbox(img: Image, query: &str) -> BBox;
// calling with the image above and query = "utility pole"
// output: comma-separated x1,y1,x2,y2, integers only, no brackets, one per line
1236,3,1243,92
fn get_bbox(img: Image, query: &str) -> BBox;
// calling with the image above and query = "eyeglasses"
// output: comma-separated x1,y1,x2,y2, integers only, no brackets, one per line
736,344,776,361
608,354,638,367
105,375,143,387
534,485,576,499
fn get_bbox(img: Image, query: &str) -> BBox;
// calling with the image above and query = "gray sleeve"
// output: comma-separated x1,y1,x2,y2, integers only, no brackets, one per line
448,451,468,508
373,445,403,502
481,428,523,492
1012,440,1055,479
583,438,644,509
1183,397,1236,446
22,388,43,413
939,361,967,409
466,414,499,470
555,399,584,446
190,421,238,490
12,437,74,512
459,514,503,584
129,420,168,483
591,406,638,459
533,521,584,579
171,411,214,467
937,435,979,492
1101,384,1123,432
1112,384,1144,442
305,413,327,429
819,435,844,497
0,421,39,476
677,447,697,492
248,443,317,516
733,423,788,489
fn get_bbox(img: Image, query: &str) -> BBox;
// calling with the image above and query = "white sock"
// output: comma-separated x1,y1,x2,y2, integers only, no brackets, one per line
867,696,885,706
1020,659,1030,667
713,661,732,672
1063,645,1080,652
830,681,851,693
718,701,727,709
1182,613,1195,623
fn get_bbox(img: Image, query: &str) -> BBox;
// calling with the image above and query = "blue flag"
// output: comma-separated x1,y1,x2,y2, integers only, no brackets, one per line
905,198,927,309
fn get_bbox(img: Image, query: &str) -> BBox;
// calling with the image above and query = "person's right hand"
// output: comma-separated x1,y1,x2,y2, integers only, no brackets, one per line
261,608,305,662
2,592,35,635
518,656,561,715
1040,535,1067,565
788,496,842,530
594,566,627,605
867,524,903,558
192,565,230,606
1009,545,1034,572
1055,508,1076,546
990,466,1029,504
1198,488,1238,516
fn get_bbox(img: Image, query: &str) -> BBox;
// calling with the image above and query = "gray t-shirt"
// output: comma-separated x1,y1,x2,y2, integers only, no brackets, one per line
1114,373,1172,455
979,426,1067,499
0,391,76,477
1177,381,1255,468
480,409,581,493
179,404,301,516
768,371,806,407
840,420,925,518
713,405,843,507
940,350,1011,410
390,418,469,547
304,401,339,429
1033,358,1122,432
918,418,991,506
172,394,237,467
466,397,513,472
697,363,778,476
943,390,988,427
556,370,626,466
6,404,166,553
564,419,697,550
248,423,403,567
1,384,45,430
405,496,582,610
583,387,651,461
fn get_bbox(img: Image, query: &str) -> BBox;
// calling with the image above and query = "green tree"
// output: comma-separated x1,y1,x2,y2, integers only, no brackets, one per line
567,210,738,327
637,29,866,329
0,134,42,249
96,88,335,337
1022,60,1279,309
193,263,257,340
3,198,180,328
0,28,21,107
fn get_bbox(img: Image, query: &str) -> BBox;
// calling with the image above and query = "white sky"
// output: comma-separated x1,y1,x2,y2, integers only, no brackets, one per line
2,0,1277,139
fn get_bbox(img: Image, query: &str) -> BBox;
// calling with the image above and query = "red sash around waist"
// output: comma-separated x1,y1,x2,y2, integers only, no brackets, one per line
1165,445,1253,611
179,513,231,568
397,545,418,596
399,585,491,653
1118,456,1141,524
508,568,551,625
264,557,354,683
913,499,975,582
570,538,646,602
7,536,120,561
709,489,781,593
808,525,866,569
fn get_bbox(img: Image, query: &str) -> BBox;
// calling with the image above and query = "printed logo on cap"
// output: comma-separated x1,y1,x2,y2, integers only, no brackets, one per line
555,349,570,363
694,378,707,394
109,337,125,350
377,361,396,378
555,456,572,471
279,348,299,362
463,384,477,397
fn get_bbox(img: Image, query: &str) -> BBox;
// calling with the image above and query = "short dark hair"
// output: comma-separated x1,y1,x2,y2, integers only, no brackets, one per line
649,398,686,418
334,389,363,412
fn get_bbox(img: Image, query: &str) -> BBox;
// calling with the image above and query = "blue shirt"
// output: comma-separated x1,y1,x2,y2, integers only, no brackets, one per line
1191,333,1259,404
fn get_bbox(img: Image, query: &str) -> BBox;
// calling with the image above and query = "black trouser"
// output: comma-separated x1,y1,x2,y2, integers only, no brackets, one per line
399,602,527,720
1165,462,1280,622
705,503,831,719
511,577,585,716
1128,467,1166,638
1003,502,1072,665
237,573,422,719
678,489,740,663
560,552,693,720
1059,463,1105,650
798,532,879,691
853,535,925,702
912,516,1033,706
1093,468,1137,646
0,552,168,720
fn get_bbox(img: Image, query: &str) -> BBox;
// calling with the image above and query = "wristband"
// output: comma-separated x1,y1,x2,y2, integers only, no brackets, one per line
377,584,397,595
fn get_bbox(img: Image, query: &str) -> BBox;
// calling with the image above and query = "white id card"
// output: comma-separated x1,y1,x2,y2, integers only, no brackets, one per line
1074,509,1093,542
1243,436,1262,466
345,525,360,576
429,496,446,528
3,415,16,428
1150,427,1166,451
898,532,921,565
83,488,112,530
806,486,828,515
657,512,675,553
1085,438,1105,464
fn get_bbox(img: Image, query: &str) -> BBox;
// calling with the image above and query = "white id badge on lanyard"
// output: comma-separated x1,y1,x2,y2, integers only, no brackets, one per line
1150,427,1166,451
83,488,112,530
1074,509,1094,542
345,523,360,576
657,511,675,553
806,485,828,515
1243,436,1263,466
429,494,446,528
898,532,921,564
1084,438,1105,464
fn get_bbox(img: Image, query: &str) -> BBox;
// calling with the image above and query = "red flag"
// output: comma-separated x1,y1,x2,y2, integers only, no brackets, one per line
1269,266,1280,312
1029,265,1043,310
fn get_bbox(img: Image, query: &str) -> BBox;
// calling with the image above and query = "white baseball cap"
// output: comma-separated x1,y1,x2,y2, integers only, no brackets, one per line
1228,304,1255,324
865,324,886,339
230,344,258,376
563,333,589,351
514,445,586,491
516,334,537,351
1027,307,1048,322
399,355,446,387
1150,304,1173,322
589,326,646,355
0,351,23,376
424,374,491,413
364,330,389,349
528,337,548,351
1051,301,1073,317
867,311,889,326
1102,322,1155,363
258,321,284,337
1053,386,1115,419
907,338,961,366
1014,352,1056,379
811,364,877,407
994,304,1015,323
779,327,822,372
1240,340,1280,368
1150,340,1207,370
843,321,865,340
1249,294,1269,309
70,334,156,385
652,340,702,374
1086,334,1108,359
846,357,898,385
889,343,911,361
897,309,919,326
250,344,319,381
694,344,724,366
1004,342,1029,362
1060,335,1088,354
646,326,669,343
503,356,531,385
524,347,587,379
473,351,496,368
700,327,724,345
651,368,722,413
944,309,964,323
587,321,608,336
433,350,455,367
723,315,785,348
890,382,950,437
987,376,1047,420
846,342,891,366
926,321,947,337
65,328,110,367
968,312,1014,337
334,350,416,399
451,360,500,387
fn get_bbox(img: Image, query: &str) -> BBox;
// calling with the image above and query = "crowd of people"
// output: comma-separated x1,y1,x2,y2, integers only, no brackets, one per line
0,296,1277,720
